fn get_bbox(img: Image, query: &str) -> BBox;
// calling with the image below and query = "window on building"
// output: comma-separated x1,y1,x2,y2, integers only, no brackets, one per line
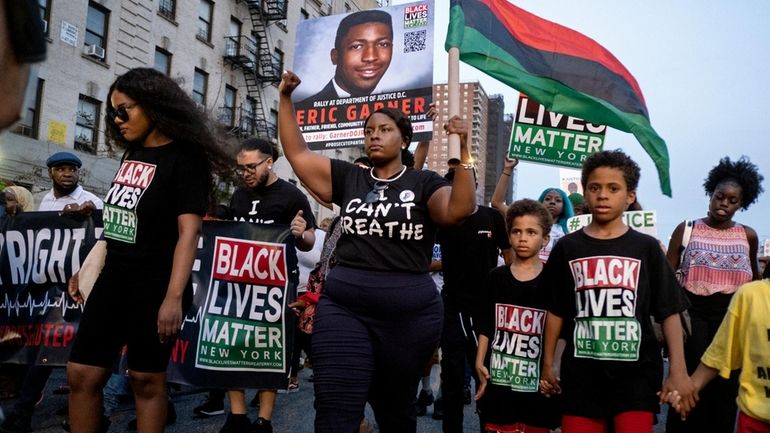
300,8,309,20
197,0,213,42
12,78,44,139
154,47,171,75
85,3,109,54
242,97,256,134
273,48,284,76
39,0,51,35
227,17,241,56
229,17,241,38
193,68,208,107
75,95,100,154
222,85,236,127
158,0,175,20
269,109,278,139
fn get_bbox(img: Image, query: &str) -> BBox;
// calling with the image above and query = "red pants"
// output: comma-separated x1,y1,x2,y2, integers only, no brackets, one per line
737,411,770,433
562,411,653,433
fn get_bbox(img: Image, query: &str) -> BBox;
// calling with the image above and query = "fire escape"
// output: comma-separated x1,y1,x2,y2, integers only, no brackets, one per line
223,0,287,140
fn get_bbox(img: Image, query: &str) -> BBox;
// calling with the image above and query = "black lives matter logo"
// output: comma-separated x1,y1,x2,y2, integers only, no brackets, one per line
103,161,156,243
570,256,641,361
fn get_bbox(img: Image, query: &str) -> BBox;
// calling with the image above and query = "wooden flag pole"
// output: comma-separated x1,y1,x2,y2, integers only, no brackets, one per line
447,47,461,164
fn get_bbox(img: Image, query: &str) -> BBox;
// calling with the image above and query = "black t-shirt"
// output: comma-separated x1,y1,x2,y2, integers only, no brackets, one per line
103,142,208,274
229,178,316,228
438,205,510,307
542,228,689,414
330,159,448,273
477,266,560,428
229,178,315,284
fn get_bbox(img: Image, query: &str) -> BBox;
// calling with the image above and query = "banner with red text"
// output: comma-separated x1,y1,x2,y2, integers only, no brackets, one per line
167,221,297,390
292,0,434,150
0,212,100,366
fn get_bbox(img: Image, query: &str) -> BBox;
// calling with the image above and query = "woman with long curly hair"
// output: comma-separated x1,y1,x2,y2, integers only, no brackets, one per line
66,68,229,433
665,156,763,433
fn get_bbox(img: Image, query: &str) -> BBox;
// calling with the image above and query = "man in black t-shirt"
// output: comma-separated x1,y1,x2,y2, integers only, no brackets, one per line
436,169,511,433
211,138,315,433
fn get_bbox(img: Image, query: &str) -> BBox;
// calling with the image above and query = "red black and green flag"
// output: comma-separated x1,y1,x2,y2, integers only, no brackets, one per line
446,0,672,196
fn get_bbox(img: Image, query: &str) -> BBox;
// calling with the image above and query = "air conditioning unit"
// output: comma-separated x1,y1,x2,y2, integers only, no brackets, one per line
42,19,48,34
83,44,105,59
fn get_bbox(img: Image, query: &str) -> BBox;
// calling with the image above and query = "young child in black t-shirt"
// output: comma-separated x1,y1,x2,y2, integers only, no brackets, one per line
475,199,560,433
540,150,696,433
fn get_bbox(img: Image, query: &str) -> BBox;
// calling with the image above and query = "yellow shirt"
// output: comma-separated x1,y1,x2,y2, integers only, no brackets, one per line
701,279,770,423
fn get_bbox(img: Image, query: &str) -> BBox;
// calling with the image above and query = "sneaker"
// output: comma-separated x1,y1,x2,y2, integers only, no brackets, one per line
127,401,176,430
219,413,252,433
252,417,273,433
415,390,434,416
463,385,472,405
432,397,444,420
0,413,31,433
193,395,225,418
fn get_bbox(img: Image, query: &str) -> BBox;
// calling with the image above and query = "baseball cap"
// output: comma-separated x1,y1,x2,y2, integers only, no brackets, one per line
46,152,82,168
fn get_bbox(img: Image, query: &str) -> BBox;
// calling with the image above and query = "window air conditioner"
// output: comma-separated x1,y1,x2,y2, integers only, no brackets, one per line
83,44,105,60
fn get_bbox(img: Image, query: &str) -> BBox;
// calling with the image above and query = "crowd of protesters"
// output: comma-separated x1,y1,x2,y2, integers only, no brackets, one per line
0,63,768,433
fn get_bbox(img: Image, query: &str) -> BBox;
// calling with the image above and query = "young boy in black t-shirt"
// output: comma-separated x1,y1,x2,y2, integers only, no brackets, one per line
540,150,695,433
475,199,561,433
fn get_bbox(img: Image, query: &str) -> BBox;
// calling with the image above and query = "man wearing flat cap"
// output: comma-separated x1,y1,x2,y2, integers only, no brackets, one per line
38,151,103,212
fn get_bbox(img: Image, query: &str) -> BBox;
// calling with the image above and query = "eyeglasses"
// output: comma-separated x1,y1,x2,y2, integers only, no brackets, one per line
107,103,138,122
365,182,388,204
235,157,270,174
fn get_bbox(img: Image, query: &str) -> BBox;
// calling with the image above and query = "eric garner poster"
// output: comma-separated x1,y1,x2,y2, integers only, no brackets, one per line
0,212,99,366
291,1,434,150
167,221,298,390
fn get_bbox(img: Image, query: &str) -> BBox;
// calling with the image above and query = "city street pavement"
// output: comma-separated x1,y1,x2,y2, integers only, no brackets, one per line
3,363,671,432
2,365,480,433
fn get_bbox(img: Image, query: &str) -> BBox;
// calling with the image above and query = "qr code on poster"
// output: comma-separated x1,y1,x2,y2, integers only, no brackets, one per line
404,30,426,53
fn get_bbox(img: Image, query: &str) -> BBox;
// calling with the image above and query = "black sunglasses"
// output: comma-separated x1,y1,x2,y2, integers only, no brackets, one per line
108,103,137,122
365,182,388,204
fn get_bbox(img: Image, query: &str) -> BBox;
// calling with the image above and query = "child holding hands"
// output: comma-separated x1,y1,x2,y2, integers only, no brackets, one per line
540,150,696,432
667,274,770,432
475,199,561,433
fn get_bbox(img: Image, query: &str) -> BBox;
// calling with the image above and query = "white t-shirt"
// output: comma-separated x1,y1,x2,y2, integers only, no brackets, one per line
38,185,104,211
297,229,326,292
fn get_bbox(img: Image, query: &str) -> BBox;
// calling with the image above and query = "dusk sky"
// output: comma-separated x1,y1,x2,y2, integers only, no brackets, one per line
400,0,769,247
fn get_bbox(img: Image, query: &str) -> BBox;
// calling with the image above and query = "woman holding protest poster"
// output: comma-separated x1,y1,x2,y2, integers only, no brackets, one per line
278,70,475,433
665,156,763,433
66,68,228,433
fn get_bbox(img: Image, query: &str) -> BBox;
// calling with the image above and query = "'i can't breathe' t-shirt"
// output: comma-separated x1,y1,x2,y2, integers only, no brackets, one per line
102,142,208,274
330,159,448,273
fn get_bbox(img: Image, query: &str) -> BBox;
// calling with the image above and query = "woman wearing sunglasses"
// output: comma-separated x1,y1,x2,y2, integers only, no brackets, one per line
66,67,229,433
278,70,475,433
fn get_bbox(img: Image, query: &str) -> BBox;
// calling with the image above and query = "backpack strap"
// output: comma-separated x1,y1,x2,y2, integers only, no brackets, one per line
679,219,694,264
